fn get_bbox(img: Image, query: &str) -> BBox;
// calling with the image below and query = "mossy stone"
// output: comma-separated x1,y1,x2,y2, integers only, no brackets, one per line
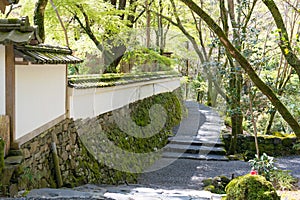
202,178,213,186
204,185,215,192
225,174,280,200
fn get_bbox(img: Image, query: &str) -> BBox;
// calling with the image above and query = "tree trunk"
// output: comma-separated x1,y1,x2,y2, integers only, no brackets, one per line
103,43,126,73
262,0,300,81
207,78,212,106
221,0,243,154
265,109,276,134
34,0,48,42
180,0,300,138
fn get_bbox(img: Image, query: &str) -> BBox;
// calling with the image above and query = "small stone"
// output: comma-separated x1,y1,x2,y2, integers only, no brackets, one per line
9,184,18,197
61,151,68,161
70,133,76,144
22,149,30,159
66,144,71,151
34,152,41,159
30,141,39,153
37,164,43,170
40,144,49,153
51,132,58,144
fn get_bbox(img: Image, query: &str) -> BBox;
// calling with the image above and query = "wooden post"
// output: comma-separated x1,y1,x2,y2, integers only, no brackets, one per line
5,45,17,149
0,115,9,156
51,142,63,187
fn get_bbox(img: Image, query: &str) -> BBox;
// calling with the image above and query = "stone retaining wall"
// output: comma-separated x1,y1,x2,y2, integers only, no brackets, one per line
222,133,300,158
2,90,183,196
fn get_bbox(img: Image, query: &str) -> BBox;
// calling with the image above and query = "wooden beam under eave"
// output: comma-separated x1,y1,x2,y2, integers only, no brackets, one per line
5,45,18,150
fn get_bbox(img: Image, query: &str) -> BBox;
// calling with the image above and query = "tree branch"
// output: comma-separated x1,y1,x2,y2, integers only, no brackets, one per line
73,4,104,51
49,0,69,47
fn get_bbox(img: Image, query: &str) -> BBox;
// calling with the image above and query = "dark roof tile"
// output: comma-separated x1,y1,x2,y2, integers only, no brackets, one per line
15,44,83,64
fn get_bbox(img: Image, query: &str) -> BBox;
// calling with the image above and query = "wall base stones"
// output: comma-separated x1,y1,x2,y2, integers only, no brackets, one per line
0,90,183,197
222,133,300,159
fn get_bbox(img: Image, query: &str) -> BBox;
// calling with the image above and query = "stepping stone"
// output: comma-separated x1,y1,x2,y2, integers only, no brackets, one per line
162,152,229,161
168,138,225,147
164,144,226,155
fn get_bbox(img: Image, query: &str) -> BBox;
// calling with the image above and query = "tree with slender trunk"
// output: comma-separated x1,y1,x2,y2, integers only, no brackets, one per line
262,0,300,81
34,0,48,42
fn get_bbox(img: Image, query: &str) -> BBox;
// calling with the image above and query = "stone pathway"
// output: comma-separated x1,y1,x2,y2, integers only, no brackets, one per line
163,101,228,161
25,184,225,200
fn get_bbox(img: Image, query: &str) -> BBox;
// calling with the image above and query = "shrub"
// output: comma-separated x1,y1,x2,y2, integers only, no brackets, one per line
225,174,280,200
248,153,276,180
270,170,297,191
203,176,230,194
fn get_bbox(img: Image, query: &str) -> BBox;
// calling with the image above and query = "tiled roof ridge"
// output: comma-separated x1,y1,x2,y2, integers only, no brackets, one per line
15,44,72,55
68,71,180,89
0,16,35,32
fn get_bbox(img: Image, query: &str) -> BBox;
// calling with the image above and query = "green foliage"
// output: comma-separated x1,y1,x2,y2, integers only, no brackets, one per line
293,141,300,151
18,167,42,189
248,153,276,180
192,76,207,93
122,47,174,73
270,170,297,191
225,174,280,200
107,91,182,153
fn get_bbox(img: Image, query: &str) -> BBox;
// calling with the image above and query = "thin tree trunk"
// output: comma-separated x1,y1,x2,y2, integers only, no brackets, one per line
34,0,48,42
180,0,300,138
49,0,69,47
262,0,300,81
265,109,276,134
146,0,151,48
249,82,259,157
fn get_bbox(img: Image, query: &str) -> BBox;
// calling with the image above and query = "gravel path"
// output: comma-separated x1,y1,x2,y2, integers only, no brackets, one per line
138,155,300,190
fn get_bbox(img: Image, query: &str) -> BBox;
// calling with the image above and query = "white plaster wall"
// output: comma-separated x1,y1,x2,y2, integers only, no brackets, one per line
15,64,66,139
154,80,180,95
140,84,154,99
0,45,5,115
69,77,180,119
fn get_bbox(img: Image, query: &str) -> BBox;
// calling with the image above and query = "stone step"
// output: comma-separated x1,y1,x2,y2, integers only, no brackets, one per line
4,155,23,165
8,149,23,156
168,137,225,147
163,144,226,155
162,152,229,161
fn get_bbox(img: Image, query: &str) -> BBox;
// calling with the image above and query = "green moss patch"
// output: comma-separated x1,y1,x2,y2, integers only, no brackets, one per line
225,174,280,200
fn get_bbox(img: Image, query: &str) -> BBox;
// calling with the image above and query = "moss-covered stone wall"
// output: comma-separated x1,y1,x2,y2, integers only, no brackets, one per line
2,89,183,196
222,133,300,158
